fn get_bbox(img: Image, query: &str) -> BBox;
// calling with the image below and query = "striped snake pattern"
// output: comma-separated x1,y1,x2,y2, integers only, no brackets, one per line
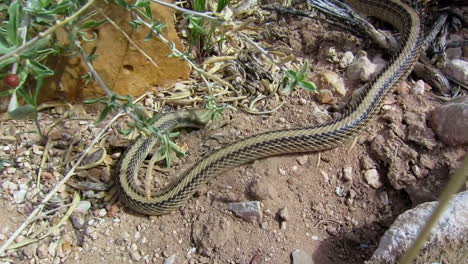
117,0,423,215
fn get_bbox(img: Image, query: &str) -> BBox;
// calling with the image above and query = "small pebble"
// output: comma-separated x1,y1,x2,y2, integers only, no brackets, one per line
74,201,91,214
278,167,286,176
335,186,344,197
13,190,27,203
131,250,142,261
37,244,49,259
97,209,107,217
277,207,290,221
298,98,307,105
296,155,308,165
48,241,58,257
413,80,425,95
291,249,314,264
111,152,121,159
343,167,353,182
32,145,44,155
364,169,383,189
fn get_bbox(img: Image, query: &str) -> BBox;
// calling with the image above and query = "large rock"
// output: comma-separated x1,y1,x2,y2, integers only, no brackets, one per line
41,1,190,101
442,59,468,86
429,96,468,146
370,191,468,263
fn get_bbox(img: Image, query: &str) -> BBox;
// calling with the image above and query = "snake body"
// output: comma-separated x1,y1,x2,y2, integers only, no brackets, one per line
117,0,422,215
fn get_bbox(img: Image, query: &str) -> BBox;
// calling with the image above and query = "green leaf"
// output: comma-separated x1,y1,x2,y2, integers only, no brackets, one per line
79,19,108,29
113,0,129,8
129,20,142,30
21,36,52,57
0,89,14,97
286,70,298,80
135,0,150,7
96,105,112,124
192,0,206,12
133,105,148,121
299,61,309,76
7,0,22,46
169,141,185,156
152,23,167,34
15,86,35,106
8,104,37,119
0,57,18,69
81,72,94,84
26,59,54,79
0,4,8,12
298,81,317,92
143,6,152,20
79,31,98,42
84,96,107,104
25,0,72,15
164,151,172,168
33,76,44,103
216,0,230,12
0,41,13,54
144,32,153,41
118,129,133,136
86,46,98,61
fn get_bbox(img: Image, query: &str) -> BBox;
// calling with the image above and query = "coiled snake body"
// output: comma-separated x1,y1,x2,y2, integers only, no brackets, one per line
117,0,422,215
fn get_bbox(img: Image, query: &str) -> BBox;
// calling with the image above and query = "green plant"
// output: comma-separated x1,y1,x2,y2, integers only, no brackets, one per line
185,0,230,57
205,96,225,120
281,61,317,95
0,0,101,143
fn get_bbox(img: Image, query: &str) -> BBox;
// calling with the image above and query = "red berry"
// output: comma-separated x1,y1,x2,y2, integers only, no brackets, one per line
4,74,20,88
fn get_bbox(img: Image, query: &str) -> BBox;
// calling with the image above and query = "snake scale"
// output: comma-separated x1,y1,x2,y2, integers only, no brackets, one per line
117,0,423,215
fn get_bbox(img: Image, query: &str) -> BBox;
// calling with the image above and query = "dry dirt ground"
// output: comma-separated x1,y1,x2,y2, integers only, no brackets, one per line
1,6,468,264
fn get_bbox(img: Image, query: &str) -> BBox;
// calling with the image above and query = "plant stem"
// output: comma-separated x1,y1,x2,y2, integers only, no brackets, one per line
399,155,468,264
149,0,219,20
0,0,97,63
133,14,233,90
33,114,46,143
76,41,152,134
100,11,159,68
10,0,32,74
74,40,113,97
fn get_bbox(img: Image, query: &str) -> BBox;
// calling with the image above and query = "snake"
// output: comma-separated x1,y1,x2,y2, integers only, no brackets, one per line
117,0,423,215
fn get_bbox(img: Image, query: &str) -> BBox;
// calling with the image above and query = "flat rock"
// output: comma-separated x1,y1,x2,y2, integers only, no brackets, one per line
370,191,468,263
429,96,468,146
227,201,263,223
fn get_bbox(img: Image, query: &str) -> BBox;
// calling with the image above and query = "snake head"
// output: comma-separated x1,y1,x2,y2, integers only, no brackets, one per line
188,109,214,126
